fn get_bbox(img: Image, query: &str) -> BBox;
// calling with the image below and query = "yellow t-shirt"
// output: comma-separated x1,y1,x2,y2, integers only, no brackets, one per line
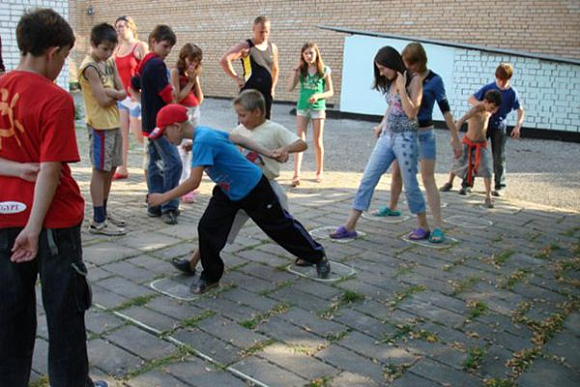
78,56,119,130
231,120,299,180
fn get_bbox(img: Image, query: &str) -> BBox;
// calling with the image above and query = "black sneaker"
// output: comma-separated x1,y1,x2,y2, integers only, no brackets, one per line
439,182,453,192
492,187,504,197
190,277,219,294
171,257,196,275
161,210,179,225
147,207,161,218
315,256,331,279
458,186,472,196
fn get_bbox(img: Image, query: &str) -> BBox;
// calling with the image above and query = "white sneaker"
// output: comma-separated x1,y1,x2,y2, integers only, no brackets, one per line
89,221,126,236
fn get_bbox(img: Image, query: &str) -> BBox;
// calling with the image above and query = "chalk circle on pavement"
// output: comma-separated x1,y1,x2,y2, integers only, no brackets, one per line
401,235,459,249
150,277,206,301
310,226,366,243
286,260,356,282
445,215,493,229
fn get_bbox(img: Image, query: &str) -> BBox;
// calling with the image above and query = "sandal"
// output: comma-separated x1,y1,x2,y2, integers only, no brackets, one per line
371,206,401,217
329,225,358,240
408,228,430,241
295,258,314,267
315,174,324,183
429,228,445,244
171,257,196,275
291,176,300,187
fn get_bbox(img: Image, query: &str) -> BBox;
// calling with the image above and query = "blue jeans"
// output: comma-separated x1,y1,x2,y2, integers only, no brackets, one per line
0,225,95,387
353,131,425,214
418,129,436,160
147,136,182,213
488,126,507,189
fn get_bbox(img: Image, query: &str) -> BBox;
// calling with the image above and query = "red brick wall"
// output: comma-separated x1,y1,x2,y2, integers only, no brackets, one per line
69,0,580,103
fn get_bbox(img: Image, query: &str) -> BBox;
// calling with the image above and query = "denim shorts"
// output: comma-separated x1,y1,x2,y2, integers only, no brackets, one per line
297,108,326,120
418,128,436,160
117,97,142,118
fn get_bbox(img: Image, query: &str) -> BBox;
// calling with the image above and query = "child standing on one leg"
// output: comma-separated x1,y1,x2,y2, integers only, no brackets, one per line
450,90,502,208
79,23,127,235
441,63,524,196
287,42,334,186
373,42,462,243
147,104,329,293
170,89,309,275
170,43,204,203
330,46,431,241
131,25,181,225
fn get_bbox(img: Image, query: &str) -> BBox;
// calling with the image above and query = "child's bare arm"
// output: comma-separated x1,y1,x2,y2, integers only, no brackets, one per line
511,107,525,139
397,72,422,119
287,64,301,92
147,166,204,207
11,162,62,263
219,41,250,88
84,66,117,107
271,43,279,96
111,62,127,100
192,67,204,104
455,105,482,130
170,68,194,103
229,133,274,159
0,157,40,182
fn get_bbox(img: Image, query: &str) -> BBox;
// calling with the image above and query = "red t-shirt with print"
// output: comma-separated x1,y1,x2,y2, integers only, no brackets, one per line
0,71,84,228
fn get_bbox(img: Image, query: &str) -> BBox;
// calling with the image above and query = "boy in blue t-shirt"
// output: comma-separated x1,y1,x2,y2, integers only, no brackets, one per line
147,104,330,293
441,63,524,196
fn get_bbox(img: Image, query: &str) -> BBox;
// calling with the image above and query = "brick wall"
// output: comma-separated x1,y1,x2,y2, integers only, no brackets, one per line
1,1,70,89
67,0,580,107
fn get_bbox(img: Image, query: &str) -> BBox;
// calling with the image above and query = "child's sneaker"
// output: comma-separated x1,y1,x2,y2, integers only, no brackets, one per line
458,186,472,196
181,191,197,203
439,182,453,192
106,213,126,228
315,256,331,279
89,221,126,236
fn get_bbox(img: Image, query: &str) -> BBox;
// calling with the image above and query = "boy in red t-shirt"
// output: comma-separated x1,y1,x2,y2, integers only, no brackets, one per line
0,9,108,387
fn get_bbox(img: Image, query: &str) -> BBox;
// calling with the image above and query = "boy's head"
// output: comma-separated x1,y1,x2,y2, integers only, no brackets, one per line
495,63,513,89
149,104,188,144
233,90,266,129
252,15,270,44
16,8,75,80
90,23,118,61
149,25,176,59
402,42,427,74
483,90,502,113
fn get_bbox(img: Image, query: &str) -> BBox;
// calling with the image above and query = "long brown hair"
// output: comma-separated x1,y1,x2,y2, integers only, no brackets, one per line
372,46,410,94
298,42,325,78
176,43,203,75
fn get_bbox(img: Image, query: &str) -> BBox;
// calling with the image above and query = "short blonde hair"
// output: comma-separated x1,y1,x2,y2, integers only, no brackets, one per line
234,90,265,115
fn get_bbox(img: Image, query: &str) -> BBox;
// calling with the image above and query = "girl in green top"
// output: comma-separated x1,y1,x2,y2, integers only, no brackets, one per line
287,42,334,186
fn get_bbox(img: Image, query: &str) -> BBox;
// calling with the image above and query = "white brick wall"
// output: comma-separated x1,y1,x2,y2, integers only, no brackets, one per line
450,51,580,132
0,1,70,90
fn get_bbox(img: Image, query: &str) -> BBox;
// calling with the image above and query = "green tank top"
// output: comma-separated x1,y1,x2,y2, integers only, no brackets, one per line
297,66,330,111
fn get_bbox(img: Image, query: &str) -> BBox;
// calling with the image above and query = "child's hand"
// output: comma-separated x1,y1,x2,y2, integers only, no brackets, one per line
452,138,463,158
373,124,383,138
147,193,165,207
271,148,289,163
235,75,245,88
308,94,319,104
181,142,192,152
19,163,40,182
511,125,521,139
395,71,407,92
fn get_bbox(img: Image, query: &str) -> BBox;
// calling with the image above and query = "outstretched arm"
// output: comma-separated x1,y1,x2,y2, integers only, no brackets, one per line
0,158,39,181
229,133,274,159
147,166,204,207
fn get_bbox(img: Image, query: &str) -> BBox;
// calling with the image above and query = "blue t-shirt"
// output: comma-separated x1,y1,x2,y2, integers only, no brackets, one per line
417,71,450,127
191,127,262,201
473,82,521,130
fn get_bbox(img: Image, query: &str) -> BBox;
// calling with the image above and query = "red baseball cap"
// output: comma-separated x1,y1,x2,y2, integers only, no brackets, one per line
149,104,189,139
